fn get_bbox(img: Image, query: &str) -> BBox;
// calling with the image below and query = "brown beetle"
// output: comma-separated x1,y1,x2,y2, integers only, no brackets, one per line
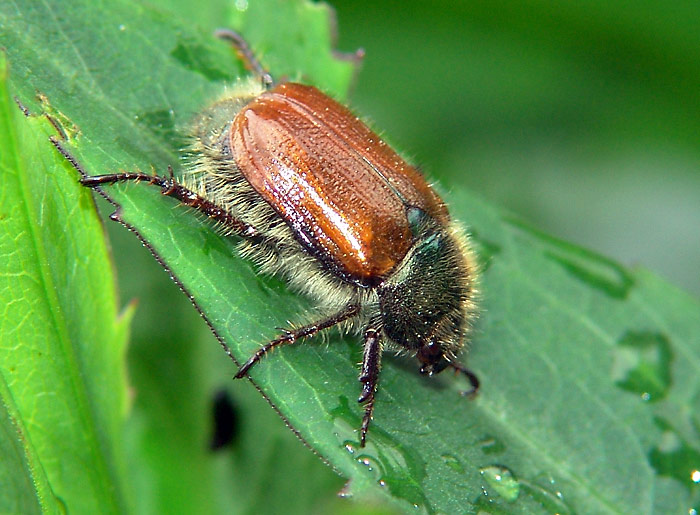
55,30,479,447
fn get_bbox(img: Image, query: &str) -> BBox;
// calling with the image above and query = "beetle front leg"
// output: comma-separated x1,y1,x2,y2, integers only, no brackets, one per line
358,326,382,447
449,361,480,396
235,303,361,378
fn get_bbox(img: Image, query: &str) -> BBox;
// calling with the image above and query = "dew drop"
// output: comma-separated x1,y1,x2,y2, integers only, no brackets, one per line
441,453,465,474
480,465,520,502
649,417,700,492
506,217,634,298
337,480,353,499
611,331,672,402
517,475,575,514
356,454,382,482
333,409,430,511
478,435,506,455
343,441,356,455
472,486,495,511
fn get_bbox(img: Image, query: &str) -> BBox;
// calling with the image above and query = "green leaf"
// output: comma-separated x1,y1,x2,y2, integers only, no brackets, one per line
2,1,699,514
0,53,131,512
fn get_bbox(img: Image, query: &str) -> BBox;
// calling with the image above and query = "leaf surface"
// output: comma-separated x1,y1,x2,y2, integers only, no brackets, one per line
1,0,698,513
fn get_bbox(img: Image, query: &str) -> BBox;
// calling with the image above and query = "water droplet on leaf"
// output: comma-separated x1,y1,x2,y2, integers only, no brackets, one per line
612,331,671,402
480,465,520,502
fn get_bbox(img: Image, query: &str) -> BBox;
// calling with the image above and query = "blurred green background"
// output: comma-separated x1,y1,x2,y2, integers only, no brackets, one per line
101,0,699,512
328,0,700,298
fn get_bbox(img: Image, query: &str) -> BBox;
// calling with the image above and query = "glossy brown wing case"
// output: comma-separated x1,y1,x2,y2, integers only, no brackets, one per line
231,82,449,286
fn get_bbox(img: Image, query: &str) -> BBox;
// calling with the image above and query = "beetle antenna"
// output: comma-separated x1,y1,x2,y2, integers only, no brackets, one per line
215,28,275,90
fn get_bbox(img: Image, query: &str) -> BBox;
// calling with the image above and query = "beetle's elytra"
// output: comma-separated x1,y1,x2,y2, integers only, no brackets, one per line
229,81,449,285
54,29,480,447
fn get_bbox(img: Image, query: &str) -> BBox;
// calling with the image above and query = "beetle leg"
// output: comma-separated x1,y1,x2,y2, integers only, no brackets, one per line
51,137,261,241
234,303,361,378
358,326,382,447
449,362,480,396
214,28,274,90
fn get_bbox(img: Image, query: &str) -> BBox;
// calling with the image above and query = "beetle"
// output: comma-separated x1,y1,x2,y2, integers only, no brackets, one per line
52,29,480,447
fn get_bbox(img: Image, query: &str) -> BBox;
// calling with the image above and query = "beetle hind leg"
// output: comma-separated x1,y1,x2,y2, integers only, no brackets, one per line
214,28,274,89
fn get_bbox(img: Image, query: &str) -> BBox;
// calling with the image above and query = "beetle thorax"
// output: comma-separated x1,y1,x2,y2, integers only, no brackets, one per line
377,221,477,362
